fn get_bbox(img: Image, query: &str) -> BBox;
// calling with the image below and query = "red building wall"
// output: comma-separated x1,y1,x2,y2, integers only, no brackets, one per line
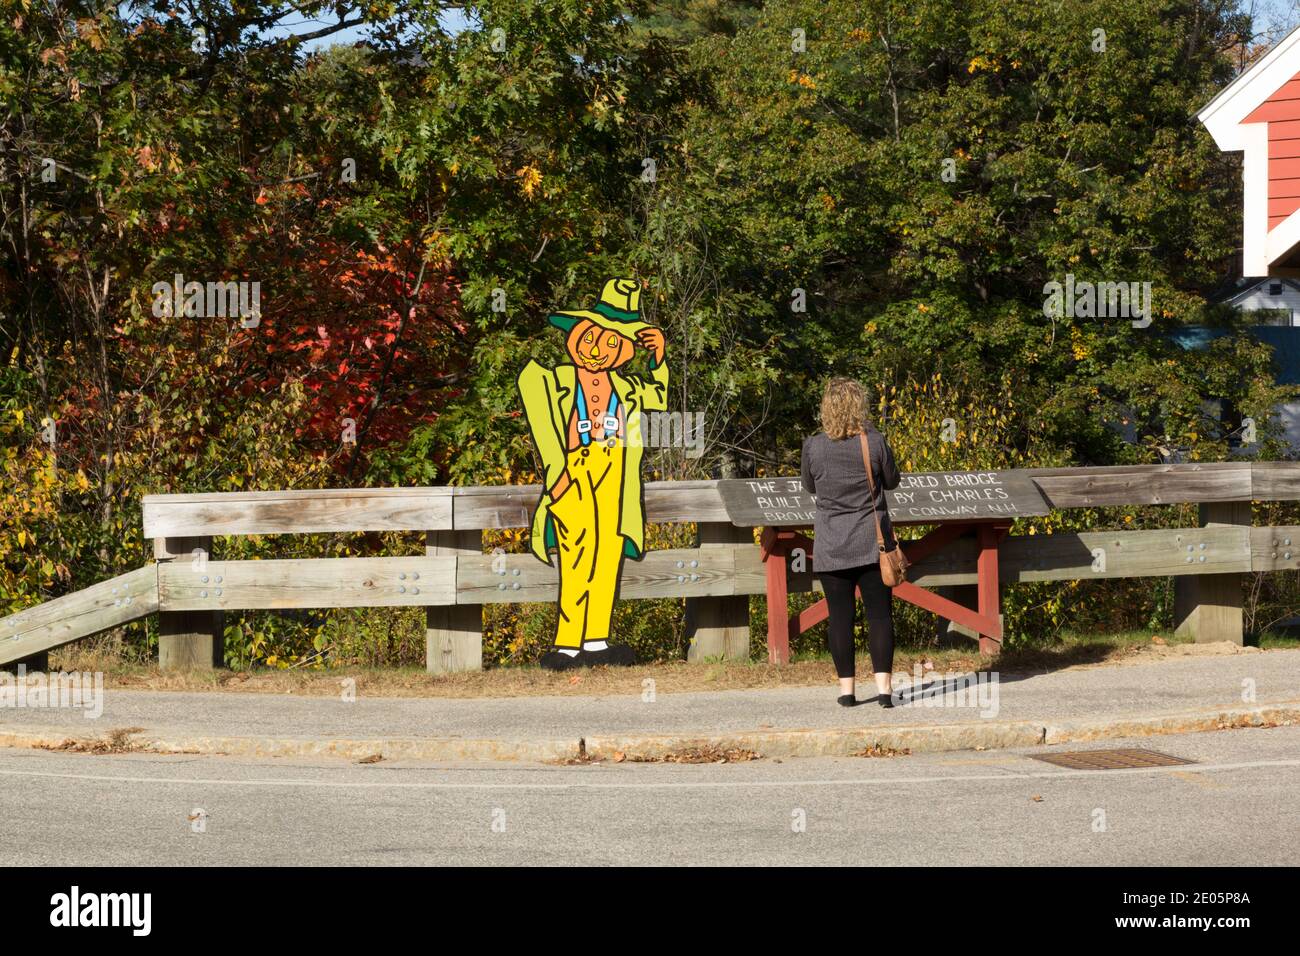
1244,76,1300,229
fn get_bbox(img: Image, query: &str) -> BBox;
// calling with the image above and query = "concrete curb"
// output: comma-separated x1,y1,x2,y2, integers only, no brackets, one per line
2,700,1297,764
1042,702,1300,744
0,729,581,763
582,721,1049,760
584,701,1300,760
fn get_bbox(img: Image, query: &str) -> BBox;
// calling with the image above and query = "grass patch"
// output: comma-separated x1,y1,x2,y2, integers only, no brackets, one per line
45,628,1280,699
1254,629,1300,650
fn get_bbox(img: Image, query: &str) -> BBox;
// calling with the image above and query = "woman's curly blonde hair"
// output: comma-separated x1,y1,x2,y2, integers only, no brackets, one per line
819,377,870,440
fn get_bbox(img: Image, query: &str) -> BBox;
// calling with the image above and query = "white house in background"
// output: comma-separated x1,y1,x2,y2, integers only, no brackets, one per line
1222,276,1300,324
1183,281,1300,452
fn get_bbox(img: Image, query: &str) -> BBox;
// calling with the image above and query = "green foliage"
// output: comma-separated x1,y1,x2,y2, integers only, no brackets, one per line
658,0,1291,472
2,0,1295,668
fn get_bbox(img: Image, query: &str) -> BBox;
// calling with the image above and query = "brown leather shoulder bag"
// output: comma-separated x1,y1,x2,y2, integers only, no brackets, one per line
859,431,910,587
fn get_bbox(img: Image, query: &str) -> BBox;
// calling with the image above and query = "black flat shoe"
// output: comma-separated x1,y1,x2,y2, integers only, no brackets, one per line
838,694,858,707
604,644,637,666
540,650,580,671
876,693,896,708
579,644,637,667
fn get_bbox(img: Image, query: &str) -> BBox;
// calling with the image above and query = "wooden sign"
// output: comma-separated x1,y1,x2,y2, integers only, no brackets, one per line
718,471,1050,527
888,471,1050,522
717,477,816,527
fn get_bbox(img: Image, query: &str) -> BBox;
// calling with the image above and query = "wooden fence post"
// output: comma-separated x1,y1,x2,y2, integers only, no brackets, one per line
686,523,751,661
427,529,483,673
155,536,224,670
1174,501,1249,645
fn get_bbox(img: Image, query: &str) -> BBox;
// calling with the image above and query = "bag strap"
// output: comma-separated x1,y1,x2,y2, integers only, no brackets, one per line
859,431,887,554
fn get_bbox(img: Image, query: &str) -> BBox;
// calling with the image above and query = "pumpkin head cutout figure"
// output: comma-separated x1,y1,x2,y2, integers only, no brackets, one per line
517,277,669,670
567,320,637,373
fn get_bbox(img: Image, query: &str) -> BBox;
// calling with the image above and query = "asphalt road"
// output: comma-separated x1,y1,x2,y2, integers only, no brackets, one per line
2,725,1297,866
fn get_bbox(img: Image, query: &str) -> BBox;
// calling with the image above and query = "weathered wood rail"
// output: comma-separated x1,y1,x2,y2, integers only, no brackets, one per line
3,462,1299,671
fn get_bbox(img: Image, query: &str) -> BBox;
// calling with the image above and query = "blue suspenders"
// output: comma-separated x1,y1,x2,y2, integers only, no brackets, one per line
574,382,619,447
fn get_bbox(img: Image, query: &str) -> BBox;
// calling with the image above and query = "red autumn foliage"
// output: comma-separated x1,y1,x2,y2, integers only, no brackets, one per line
233,236,465,462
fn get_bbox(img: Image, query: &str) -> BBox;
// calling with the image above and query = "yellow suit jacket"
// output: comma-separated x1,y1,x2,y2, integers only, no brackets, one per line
517,357,669,563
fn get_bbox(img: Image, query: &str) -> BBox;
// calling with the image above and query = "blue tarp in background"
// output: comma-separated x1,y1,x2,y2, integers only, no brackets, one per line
1170,326,1300,385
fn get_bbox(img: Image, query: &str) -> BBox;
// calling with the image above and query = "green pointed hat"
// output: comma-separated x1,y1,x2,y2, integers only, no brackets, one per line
548,277,649,337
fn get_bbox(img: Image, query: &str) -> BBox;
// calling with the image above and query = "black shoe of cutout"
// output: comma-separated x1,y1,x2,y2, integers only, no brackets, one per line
877,692,896,708
581,644,637,667
838,694,858,707
606,644,637,666
540,650,580,671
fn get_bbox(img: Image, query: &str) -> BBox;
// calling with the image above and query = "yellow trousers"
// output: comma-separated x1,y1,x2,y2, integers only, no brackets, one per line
548,439,626,649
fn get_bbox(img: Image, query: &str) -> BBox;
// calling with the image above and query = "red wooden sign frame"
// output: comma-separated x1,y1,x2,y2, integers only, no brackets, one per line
759,520,1012,662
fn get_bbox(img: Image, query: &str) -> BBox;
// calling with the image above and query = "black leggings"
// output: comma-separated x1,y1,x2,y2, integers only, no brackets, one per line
817,563,894,679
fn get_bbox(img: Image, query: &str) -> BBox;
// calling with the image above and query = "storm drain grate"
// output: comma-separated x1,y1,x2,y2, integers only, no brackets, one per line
1030,748,1195,770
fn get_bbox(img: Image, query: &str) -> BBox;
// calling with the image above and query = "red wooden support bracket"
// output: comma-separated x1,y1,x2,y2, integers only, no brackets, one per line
760,520,1011,663
976,522,1006,654
764,539,790,664
761,528,814,664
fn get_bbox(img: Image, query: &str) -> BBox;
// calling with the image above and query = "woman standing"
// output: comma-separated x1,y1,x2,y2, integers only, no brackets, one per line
800,378,901,707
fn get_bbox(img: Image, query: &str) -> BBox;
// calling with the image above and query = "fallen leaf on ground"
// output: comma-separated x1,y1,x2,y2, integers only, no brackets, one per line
625,746,760,764
851,744,910,758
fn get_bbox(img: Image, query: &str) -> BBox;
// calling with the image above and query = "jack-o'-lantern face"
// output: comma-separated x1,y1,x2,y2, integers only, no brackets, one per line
567,319,635,372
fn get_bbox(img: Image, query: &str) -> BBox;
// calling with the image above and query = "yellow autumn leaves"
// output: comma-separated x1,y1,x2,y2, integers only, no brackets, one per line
968,56,1021,74
516,164,542,199
1071,325,1089,360
875,372,1031,474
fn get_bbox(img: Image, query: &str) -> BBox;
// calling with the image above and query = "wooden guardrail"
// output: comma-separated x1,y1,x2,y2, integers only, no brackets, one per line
0,567,159,669
3,462,1298,672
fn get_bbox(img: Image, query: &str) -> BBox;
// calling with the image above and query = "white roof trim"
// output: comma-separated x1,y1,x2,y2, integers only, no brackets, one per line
1199,24,1300,136
1268,206,1300,266
1243,122,1270,274
1198,27,1300,275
